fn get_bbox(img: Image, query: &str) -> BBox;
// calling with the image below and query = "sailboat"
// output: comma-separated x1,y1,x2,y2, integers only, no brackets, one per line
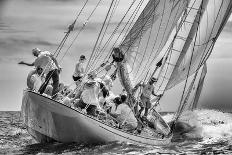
21,0,232,145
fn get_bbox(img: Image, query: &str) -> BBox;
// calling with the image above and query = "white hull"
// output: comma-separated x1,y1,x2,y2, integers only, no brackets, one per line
21,90,172,146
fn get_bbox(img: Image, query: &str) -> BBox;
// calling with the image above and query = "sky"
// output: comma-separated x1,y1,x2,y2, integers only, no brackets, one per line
0,0,232,112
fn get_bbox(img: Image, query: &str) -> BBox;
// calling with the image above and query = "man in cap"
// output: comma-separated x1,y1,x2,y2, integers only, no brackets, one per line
75,71,101,116
72,55,86,82
136,77,159,118
18,48,42,66
19,48,61,99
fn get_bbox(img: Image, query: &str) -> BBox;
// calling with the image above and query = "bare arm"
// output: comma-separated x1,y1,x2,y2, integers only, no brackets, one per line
18,61,34,66
108,112,120,119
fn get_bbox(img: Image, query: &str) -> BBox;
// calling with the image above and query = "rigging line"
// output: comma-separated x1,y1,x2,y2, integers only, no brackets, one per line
143,0,197,77
200,1,232,66
102,0,145,64
133,0,168,79
119,0,162,81
102,0,139,60
196,0,230,73
118,0,144,46
93,0,121,66
136,0,182,83
86,0,116,72
131,1,157,73
148,0,198,92
121,0,161,57
139,0,188,82
97,0,137,59
180,0,224,78
174,1,205,121
54,32,70,58
58,0,103,64
133,1,163,82
89,0,120,66
155,45,173,93
91,0,144,68
110,0,145,49
88,0,121,71
135,3,168,81
99,0,145,65
53,0,89,57
152,0,181,58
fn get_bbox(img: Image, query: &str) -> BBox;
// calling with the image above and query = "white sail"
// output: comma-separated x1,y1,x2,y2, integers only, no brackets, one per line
154,0,208,94
188,63,207,110
119,0,189,87
166,0,232,89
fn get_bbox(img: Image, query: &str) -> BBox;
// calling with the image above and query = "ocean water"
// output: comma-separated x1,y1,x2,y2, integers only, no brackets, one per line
1,109,232,155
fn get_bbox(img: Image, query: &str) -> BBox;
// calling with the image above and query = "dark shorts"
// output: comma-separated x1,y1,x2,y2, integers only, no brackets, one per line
72,75,82,81
76,99,97,117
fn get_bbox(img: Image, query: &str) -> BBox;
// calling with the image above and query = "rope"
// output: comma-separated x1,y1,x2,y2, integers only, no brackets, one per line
59,0,103,64
152,0,198,93
95,0,137,62
88,0,120,69
136,0,186,82
172,0,206,123
90,0,145,71
53,0,89,58
86,0,116,72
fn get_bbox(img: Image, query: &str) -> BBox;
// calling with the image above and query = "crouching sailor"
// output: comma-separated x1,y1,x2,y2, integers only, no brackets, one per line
108,95,138,132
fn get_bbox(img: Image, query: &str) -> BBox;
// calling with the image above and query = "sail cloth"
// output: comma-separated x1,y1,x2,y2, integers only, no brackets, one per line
119,0,189,87
154,0,208,94
188,63,207,110
165,0,232,90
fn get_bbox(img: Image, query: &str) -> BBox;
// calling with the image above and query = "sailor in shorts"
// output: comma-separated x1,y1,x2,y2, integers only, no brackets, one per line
138,77,158,118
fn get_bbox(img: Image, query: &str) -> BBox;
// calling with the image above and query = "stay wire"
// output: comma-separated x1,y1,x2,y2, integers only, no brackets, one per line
53,0,89,58
91,0,144,70
59,0,103,64
98,0,137,60
88,0,120,70
86,0,116,72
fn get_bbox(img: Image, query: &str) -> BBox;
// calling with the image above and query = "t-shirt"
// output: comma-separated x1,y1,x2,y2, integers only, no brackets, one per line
34,51,57,74
110,103,137,127
81,81,100,106
73,62,85,77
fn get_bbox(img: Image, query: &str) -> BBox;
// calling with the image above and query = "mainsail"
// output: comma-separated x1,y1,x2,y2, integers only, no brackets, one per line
119,0,189,87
